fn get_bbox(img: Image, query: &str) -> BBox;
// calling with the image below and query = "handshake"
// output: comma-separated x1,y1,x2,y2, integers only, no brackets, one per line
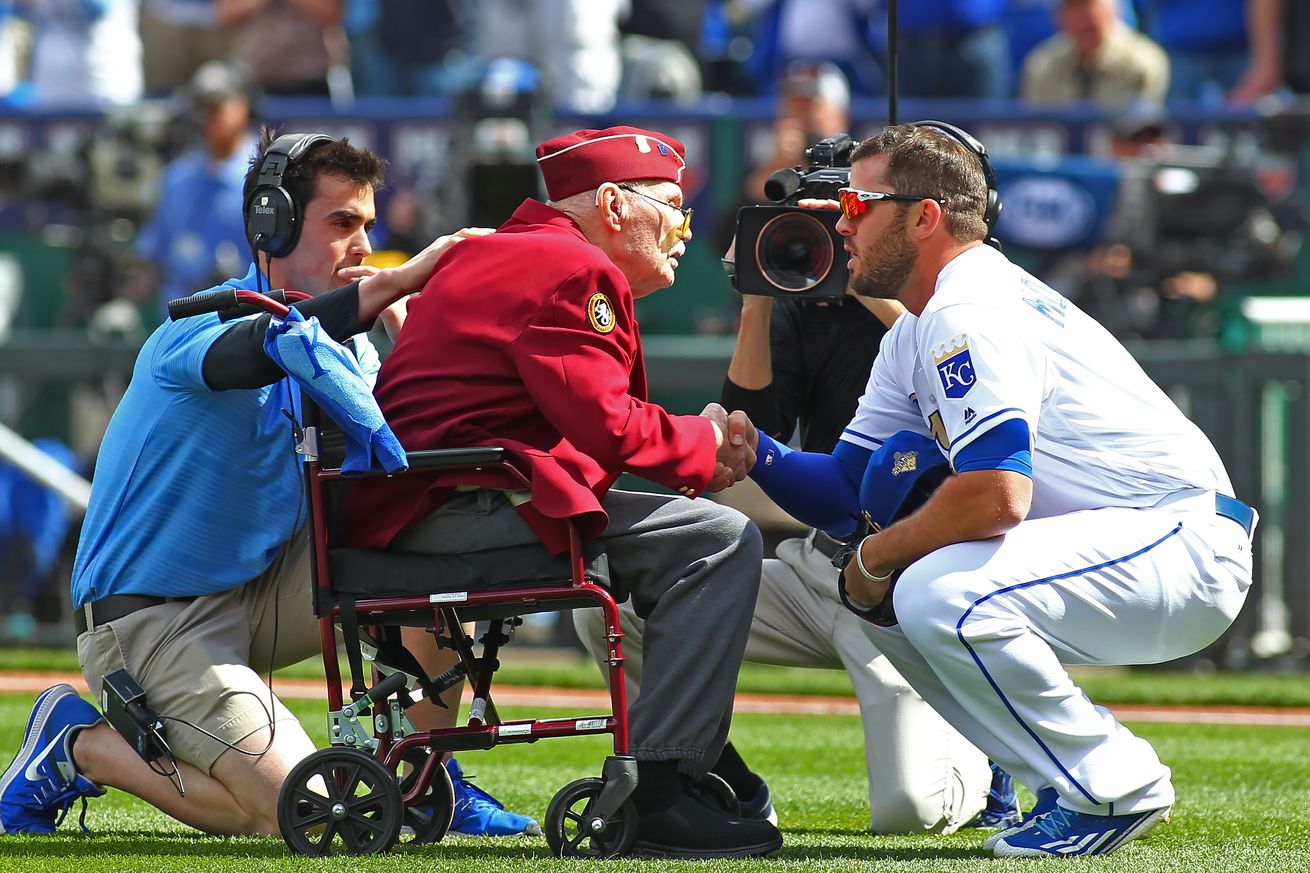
700,403,759,493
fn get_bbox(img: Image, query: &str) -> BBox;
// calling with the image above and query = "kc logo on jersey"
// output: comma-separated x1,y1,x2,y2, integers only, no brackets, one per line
932,335,976,399
587,292,616,334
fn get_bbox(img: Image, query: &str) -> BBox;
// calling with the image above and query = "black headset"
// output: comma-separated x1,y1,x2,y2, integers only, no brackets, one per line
244,132,336,259
911,120,1002,246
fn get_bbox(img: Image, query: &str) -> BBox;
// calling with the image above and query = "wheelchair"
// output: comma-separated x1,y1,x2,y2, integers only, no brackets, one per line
166,288,643,858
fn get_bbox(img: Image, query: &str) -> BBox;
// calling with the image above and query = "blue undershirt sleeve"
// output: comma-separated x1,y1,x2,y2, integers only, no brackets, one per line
953,418,1033,476
749,433,872,537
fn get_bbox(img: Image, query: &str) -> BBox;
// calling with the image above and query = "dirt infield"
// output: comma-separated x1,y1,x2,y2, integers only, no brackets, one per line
3,671,1309,727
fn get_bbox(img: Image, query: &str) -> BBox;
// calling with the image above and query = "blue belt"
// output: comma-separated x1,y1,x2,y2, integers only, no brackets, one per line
1215,493,1255,537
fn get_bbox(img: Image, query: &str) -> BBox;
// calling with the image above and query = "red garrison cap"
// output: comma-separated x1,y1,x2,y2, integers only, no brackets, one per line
535,125,687,201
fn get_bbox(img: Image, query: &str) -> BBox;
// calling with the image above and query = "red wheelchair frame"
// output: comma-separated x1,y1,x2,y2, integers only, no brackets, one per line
166,287,641,857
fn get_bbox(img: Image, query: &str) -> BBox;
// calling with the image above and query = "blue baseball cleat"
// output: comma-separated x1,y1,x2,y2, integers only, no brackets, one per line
993,803,1171,858
445,757,542,837
0,684,105,835
964,761,1022,831
983,786,1058,850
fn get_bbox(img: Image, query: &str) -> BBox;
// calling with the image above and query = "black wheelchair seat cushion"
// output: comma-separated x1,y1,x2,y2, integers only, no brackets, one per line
327,543,612,597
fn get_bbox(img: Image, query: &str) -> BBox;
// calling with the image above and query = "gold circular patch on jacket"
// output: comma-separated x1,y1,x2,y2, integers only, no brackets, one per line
587,292,616,334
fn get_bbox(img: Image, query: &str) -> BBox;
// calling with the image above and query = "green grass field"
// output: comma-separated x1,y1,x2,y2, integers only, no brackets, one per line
0,650,1308,871
5,645,1310,707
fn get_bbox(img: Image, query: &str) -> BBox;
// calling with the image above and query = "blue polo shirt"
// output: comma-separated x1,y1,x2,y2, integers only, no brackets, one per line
134,139,255,317
70,265,379,607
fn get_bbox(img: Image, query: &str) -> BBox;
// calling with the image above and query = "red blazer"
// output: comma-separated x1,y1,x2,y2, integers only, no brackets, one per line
344,200,716,553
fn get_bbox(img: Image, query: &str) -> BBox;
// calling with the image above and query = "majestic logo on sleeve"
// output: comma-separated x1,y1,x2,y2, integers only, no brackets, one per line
932,335,976,399
891,450,918,476
587,292,616,334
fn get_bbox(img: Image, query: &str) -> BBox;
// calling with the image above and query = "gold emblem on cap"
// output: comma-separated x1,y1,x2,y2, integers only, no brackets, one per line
587,292,616,334
891,450,918,476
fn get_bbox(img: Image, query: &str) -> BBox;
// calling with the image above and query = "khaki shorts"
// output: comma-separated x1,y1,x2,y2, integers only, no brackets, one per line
77,532,323,773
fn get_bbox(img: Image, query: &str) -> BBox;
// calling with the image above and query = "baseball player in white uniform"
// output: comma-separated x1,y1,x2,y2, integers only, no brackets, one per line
736,122,1255,858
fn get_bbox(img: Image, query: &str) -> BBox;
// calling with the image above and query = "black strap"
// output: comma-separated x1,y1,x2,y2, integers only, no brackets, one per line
337,594,368,701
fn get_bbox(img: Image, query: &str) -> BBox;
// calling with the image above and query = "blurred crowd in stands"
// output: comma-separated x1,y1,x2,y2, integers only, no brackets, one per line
0,1,1303,110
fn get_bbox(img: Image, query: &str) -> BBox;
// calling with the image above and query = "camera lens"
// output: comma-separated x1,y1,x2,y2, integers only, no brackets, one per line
754,212,835,292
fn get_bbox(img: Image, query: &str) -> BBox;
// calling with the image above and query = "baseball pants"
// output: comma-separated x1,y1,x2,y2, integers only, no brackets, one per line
864,489,1253,816
391,488,762,774
575,529,993,833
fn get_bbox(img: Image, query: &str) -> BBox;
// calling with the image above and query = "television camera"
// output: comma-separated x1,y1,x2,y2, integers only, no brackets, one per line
733,134,854,299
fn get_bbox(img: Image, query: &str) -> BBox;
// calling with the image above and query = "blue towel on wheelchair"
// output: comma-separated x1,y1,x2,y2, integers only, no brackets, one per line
262,308,408,475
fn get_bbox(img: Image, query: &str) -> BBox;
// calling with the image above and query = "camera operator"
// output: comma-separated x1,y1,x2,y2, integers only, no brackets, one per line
577,131,1003,835
745,62,852,212
1043,118,1210,340
127,61,258,323
1048,114,1301,341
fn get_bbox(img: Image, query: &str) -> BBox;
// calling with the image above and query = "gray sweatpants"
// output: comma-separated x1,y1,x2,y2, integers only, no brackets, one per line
390,488,763,773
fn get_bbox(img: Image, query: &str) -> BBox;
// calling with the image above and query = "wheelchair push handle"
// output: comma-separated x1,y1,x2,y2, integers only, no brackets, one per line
168,289,313,321
168,289,238,320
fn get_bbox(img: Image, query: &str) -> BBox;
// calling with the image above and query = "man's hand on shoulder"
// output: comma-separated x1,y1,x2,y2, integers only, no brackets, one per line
357,227,494,321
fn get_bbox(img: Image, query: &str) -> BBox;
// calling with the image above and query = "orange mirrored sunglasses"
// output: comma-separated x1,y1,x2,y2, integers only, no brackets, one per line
837,187,941,221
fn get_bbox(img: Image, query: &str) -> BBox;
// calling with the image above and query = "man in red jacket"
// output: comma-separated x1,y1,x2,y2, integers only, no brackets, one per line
345,126,781,858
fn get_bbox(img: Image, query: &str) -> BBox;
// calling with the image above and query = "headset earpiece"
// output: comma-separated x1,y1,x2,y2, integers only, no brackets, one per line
244,132,335,259
911,120,1002,244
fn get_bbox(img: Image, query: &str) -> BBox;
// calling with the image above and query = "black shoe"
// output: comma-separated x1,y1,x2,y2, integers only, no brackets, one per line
631,787,782,859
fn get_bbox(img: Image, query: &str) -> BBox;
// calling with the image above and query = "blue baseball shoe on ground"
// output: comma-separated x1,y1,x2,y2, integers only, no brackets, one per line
0,684,105,835
993,803,1171,858
984,786,1058,850
445,757,541,837
964,762,1022,831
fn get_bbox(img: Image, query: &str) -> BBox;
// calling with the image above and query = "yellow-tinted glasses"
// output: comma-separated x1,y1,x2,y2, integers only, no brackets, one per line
619,184,693,238
837,187,941,222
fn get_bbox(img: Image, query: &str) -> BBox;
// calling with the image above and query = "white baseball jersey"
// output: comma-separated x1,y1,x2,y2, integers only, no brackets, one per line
841,244,1233,515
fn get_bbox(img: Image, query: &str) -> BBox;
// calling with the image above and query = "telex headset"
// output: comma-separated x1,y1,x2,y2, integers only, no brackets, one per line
244,132,336,259
911,120,1002,248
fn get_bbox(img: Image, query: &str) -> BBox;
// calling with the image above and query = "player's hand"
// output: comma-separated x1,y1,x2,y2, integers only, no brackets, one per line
841,539,893,608
702,404,757,491
727,408,759,457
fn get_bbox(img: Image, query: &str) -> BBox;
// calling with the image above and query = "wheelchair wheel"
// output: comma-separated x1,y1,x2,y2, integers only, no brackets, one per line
277,748,403,856
544,776,638,859
689,771,741,816
395,748,455,845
